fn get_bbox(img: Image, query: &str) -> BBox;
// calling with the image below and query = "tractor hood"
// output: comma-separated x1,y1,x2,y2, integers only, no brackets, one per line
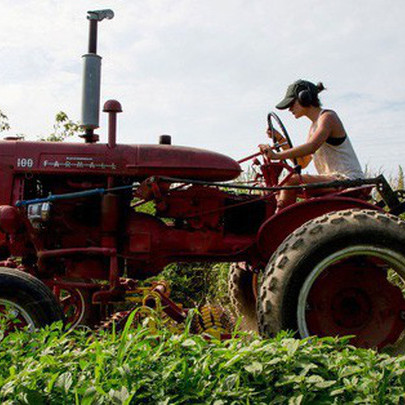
0,141,242,182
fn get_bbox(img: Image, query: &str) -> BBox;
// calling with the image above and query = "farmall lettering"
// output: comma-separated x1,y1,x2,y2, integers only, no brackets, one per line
43,157,117,170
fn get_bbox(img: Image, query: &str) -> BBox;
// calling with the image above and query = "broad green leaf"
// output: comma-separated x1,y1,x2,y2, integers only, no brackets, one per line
181,339,197,347
288,394,303,405
55,371,73,393
244,361,263,374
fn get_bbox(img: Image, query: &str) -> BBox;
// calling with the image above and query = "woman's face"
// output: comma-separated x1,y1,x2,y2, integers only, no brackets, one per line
288,99,305,119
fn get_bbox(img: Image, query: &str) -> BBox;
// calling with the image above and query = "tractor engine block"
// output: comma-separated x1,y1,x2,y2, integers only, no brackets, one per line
155,186,226,230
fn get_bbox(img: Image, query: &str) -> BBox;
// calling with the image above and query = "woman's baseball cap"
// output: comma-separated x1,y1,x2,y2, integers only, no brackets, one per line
276,79,318,109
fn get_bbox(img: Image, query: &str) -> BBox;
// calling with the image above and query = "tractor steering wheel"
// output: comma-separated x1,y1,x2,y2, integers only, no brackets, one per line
267,112,298,167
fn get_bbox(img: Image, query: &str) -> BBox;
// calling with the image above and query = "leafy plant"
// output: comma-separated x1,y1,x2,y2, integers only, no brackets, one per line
40,111,81,142
158,262,230,309
1,319,405,404
0,110,10,133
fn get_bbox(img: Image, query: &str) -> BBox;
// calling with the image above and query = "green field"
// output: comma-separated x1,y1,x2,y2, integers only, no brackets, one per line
1,313,405,405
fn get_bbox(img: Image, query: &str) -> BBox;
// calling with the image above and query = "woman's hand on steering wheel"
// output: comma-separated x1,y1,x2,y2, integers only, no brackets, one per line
266,128,282,142
259,144,278,160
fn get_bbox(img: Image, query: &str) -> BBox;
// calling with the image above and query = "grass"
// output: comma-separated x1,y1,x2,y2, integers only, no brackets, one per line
1,313,405,405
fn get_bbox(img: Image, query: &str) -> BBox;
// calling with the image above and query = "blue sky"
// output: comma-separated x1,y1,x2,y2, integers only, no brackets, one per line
1,0,404,176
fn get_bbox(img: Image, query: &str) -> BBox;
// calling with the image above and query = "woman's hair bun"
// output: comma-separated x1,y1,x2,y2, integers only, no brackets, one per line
316,82,326,93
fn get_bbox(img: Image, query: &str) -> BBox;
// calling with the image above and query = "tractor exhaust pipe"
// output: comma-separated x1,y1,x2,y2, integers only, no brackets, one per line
81,9,114,143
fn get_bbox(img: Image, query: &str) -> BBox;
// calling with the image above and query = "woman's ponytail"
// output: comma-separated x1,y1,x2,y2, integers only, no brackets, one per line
316,82,326,93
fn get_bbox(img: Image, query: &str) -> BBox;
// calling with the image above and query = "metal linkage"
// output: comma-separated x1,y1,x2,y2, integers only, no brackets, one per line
97,281,187,333
155,174,404,216
97,310,133,332
14,174,405,215
374,176,403,214
15,184,135,207
157,175,384,192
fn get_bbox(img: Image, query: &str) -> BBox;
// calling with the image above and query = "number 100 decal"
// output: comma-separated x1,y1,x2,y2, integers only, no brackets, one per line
17,158,34,168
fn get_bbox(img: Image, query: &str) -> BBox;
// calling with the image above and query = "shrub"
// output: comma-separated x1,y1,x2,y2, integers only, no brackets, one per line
1,320,405,404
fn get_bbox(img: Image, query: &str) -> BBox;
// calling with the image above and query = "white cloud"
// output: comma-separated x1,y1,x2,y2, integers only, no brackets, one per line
1,0,404,174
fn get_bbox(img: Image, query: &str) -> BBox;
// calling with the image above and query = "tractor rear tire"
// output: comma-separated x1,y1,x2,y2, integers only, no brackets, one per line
228,262,258,331
257,209,405,352
0,268,65,334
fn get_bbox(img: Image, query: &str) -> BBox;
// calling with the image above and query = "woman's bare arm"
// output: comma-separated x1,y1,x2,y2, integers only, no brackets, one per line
261,114,333,161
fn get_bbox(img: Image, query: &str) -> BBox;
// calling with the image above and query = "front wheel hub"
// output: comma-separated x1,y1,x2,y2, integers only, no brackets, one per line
331,287,372,329
298,247,405,350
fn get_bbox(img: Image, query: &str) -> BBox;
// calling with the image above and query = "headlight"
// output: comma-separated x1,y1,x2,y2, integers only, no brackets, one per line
27,202,51,228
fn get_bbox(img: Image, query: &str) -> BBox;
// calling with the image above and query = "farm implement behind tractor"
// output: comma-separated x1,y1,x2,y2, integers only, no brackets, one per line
1,10,405,352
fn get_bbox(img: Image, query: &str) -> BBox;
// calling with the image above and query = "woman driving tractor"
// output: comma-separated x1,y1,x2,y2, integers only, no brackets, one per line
259,79,364,211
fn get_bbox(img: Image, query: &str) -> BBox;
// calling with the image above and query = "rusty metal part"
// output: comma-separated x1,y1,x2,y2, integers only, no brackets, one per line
143,282,187,324
97,310,132,332
191,305,234,339
103,100,122,149
0,205,22,234
305,262,405,349
38,247,116,260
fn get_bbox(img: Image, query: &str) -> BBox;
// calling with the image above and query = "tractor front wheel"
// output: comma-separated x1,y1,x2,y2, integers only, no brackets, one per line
257,209,405,353
0,268,65,336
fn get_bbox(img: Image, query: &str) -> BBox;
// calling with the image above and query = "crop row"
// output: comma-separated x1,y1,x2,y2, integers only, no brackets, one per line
1,313,405,404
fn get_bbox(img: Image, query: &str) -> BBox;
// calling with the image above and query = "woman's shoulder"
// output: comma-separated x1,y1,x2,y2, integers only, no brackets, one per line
320,109,338,117
319,109,341,124
319,109,346,137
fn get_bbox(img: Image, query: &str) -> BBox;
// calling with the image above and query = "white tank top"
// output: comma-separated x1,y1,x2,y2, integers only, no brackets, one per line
312,111,364,180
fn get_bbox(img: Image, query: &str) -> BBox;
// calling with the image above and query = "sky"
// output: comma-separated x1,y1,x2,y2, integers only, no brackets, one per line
1,0,404,176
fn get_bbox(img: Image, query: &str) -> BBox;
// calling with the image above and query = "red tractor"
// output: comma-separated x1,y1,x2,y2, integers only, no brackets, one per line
1,10,405,352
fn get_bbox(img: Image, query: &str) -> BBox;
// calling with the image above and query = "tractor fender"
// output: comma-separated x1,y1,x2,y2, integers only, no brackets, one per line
256,196,379,261
0,205,22,234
